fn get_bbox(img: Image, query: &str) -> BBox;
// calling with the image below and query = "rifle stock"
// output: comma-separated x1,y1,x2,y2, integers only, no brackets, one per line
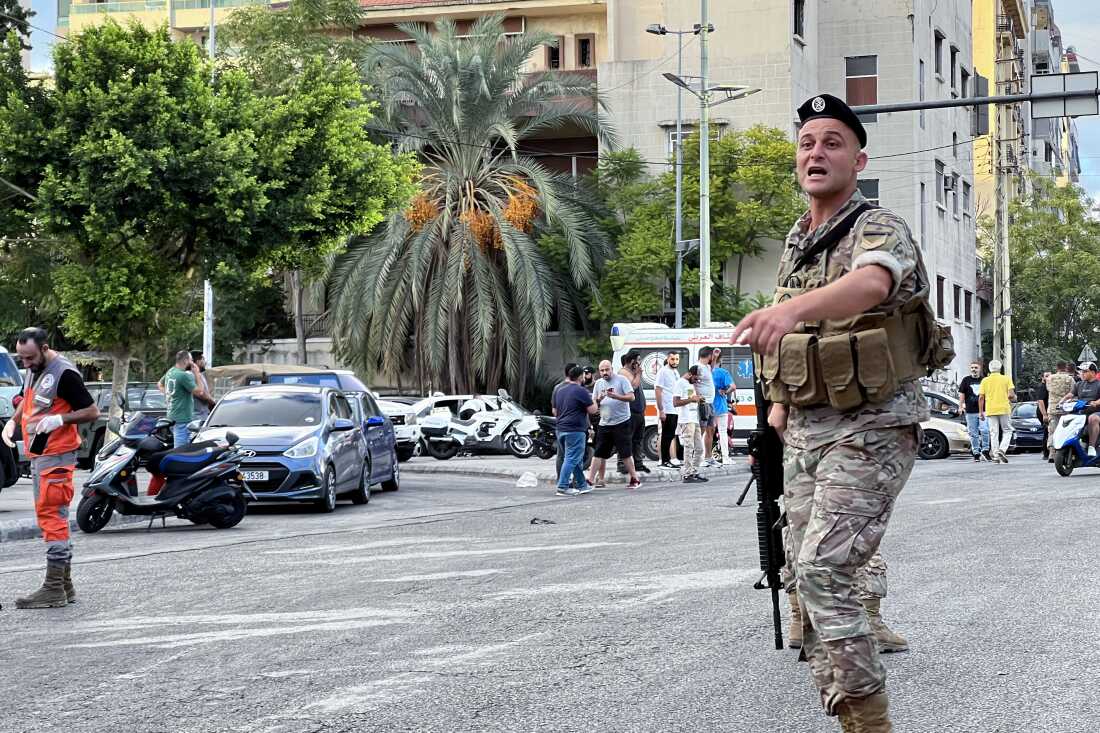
747,359,786,650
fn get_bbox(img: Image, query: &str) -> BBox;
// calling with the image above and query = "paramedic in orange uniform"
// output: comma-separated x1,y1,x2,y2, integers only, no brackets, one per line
2,328,99,609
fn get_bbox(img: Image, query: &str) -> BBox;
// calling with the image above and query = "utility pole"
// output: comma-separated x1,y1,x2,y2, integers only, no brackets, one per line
674,30,684,328
203,5,216,366
698,0,712,328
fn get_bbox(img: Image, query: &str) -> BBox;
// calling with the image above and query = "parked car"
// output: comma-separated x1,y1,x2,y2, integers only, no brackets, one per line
78,382,168,468
194,384,395,512
204,364,367,400
918,415,972,460
377,399,419,462
0,346,22,489
1010,401,1045,452
343,390,400,491
924,390,965,423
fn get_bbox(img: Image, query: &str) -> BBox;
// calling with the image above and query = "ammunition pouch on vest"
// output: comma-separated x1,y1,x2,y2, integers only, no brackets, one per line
760,296,955,410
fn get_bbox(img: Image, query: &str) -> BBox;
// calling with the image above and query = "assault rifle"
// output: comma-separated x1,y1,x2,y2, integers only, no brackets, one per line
736,362,786,650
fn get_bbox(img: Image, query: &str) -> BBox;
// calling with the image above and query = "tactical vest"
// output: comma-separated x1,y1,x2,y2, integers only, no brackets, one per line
20,354,82,457
760,206,954,411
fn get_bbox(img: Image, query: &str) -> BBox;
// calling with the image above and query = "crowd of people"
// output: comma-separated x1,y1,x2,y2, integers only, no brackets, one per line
549,347,736,496
958,358,1099,464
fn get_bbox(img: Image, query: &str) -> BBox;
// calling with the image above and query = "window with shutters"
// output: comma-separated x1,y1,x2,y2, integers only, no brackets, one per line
576,35,594,68
953,284,961,319
845,55,878,123
546,37,563,69
964,291,973,323
793,0,806,38
937,276,945,319
934,30,945,77
935,160,945,206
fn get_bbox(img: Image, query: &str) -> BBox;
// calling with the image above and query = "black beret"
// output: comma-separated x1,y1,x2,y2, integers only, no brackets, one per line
797,93,867,148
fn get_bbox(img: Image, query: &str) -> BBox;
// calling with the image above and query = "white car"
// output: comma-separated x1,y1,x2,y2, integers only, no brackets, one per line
918,415,973,460
377,399,419,462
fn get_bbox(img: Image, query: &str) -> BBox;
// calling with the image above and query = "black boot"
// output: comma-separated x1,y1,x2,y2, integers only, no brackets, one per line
63,562,76,604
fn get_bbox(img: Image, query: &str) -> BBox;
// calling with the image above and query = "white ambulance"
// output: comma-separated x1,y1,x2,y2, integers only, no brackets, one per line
608,322,758,459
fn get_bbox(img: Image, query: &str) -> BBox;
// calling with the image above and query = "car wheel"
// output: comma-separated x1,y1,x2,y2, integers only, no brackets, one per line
382,457,400,492
643,426,659,462
918,430,949,460
351,463,371,505
1054,448,1075,477
315,465,338,513
396,445,415,463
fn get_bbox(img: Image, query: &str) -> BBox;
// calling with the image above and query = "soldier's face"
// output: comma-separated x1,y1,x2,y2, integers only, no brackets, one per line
796,119,867,199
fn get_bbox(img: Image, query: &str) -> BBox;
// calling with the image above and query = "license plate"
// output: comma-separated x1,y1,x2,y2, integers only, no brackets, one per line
242,471,269,482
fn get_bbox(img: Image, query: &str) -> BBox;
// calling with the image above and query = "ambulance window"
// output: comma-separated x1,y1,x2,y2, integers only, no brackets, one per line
633,349,689,388
724,346,755,390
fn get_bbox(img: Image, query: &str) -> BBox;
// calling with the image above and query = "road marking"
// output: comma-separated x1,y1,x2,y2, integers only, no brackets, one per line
261,536,469,555
366,569,504,582
283,541,632,566
922,498,967,505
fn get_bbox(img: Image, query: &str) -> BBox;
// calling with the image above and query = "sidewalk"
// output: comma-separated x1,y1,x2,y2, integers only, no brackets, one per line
0,471,151,544
401,454,750,486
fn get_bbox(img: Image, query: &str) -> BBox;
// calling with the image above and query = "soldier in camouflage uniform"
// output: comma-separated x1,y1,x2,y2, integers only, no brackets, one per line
782,545,908,654
733,94,933,732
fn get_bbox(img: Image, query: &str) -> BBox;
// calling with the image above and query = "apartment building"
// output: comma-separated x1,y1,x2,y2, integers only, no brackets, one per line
604,1,980,379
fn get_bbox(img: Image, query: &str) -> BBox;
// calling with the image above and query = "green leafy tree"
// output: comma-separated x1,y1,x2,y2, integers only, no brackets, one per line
992,174,1100,357
218,0,416,363
0,1,33,51
0,22,273,420
329,16,609,396
680,124,804,301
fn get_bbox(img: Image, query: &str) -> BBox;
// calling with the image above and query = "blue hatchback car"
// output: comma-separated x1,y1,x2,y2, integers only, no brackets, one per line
195,384,398,512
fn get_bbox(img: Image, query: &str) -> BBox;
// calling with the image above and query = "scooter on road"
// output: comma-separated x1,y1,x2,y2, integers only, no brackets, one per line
1052,400,1100,476
76,407,255,533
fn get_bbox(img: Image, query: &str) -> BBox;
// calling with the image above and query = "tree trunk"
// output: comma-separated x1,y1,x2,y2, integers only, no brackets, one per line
291,269,307,365
107,347,131,439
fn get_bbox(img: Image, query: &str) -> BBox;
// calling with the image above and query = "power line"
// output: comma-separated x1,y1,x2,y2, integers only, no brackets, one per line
597,34,699,96
0,11,66,43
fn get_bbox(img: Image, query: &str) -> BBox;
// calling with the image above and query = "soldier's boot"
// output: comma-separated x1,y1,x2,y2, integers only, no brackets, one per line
862,597,908,653
63,562,76,604
787,591,803,649
837,691,892,733
15,563,68,609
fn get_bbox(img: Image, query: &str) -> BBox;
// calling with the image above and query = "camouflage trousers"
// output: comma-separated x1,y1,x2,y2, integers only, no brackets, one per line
783,426,917,714
781,541,889,600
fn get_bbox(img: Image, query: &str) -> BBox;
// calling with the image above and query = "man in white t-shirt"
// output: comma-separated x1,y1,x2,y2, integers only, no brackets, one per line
673,365,706,482
654,353,682,467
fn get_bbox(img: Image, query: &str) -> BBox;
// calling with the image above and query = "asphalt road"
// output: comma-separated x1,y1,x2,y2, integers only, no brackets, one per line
0,453,1094,732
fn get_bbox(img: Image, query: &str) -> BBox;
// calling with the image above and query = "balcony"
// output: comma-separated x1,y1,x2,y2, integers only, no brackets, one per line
72,0,166,14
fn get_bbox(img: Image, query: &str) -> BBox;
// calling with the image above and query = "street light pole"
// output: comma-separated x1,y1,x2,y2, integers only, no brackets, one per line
698,0,711,328
204,4,216,366
674,30,684,328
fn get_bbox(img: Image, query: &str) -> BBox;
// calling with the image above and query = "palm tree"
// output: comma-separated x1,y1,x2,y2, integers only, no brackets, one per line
329,15,612,396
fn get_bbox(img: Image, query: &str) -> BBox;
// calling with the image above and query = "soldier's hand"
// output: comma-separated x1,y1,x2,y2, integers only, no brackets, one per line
732,302,800,355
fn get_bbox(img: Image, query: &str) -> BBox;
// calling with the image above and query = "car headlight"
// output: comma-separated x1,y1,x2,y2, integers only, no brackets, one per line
284,436,319,459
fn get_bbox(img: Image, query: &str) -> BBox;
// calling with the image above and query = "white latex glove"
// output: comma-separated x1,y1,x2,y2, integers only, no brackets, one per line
36,414,64,434
1,419,14,448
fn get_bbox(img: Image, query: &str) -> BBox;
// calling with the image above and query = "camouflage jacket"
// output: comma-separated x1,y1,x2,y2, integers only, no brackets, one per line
1047,372,1076,414
777,190,931,451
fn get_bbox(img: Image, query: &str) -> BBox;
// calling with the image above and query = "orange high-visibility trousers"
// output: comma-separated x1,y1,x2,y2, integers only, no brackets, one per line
32,455,75,564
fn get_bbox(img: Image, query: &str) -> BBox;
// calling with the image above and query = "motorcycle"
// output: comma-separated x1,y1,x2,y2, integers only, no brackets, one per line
1052,399,1100,476
419,390,539,460
532,414,558,460
76,405,255,533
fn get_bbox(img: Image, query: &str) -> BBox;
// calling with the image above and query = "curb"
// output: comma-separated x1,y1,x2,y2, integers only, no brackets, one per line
0,511,151,544
403,460,750,486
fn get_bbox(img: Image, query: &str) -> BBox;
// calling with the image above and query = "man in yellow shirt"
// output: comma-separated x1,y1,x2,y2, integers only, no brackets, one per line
978,359,1016,463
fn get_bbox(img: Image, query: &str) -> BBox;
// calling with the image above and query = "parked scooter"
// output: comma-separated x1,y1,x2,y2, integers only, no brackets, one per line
419,390,539,460
1052,400,1100,476
76,401,254,533
532,414,558,460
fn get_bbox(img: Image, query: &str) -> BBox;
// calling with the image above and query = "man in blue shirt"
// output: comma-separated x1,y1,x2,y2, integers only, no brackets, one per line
552,365,598,496
710,352,733,465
